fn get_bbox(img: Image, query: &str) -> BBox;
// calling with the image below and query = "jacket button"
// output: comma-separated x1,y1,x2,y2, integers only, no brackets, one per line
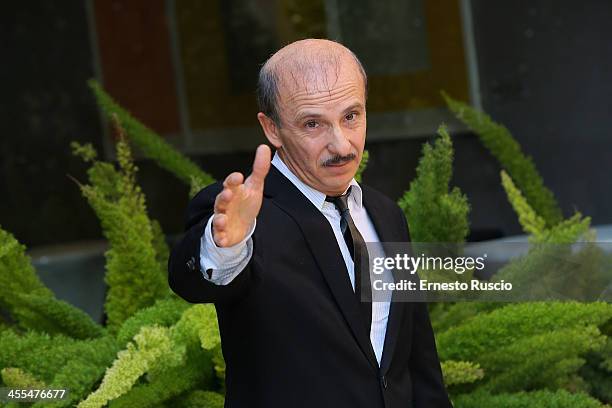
381,375,388,389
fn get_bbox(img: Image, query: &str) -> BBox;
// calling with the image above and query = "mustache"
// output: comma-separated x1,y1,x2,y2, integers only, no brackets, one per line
322,153,357,167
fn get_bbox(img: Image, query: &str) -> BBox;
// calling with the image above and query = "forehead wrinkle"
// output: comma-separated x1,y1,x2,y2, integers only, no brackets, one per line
281,64,362,107
291,89,364,123
290,82,361,106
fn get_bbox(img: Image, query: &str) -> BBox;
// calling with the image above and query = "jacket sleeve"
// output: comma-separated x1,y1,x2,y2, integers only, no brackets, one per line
167,182,256,304
396,205,453,407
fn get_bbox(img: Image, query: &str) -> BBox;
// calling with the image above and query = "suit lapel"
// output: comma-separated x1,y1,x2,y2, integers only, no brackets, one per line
361,185,407,375
264,166,379,371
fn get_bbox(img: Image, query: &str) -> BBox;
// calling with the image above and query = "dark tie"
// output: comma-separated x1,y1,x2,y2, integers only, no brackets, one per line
326,187,372,332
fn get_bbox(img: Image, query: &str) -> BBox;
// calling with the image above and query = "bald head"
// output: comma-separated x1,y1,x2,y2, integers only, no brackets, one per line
257,39,367,125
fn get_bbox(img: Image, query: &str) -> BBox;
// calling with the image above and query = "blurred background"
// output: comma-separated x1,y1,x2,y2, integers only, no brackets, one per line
2,1,612,316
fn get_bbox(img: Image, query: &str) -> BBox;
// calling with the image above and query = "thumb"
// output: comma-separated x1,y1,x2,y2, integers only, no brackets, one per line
247,144,271,188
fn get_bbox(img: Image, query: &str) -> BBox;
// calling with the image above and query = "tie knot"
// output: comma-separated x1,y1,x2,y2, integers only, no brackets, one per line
326,186,352,213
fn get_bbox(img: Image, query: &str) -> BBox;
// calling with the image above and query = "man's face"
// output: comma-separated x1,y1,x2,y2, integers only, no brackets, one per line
272,61,366,196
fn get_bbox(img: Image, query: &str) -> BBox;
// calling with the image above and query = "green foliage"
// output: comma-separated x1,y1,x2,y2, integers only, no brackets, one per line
0,330,119,407
401,102,603,402
398,125,470,243
88,79,214,197
435,302,612,398
116,297,189,346
441,360,484,387
454,389,607,408
78,326,183,408
491,238,610,303
35,343,118,408
501,170,591,243
105,305,219,407
108,349,213,408
500,170,547,238
599,339,612,372
477,326,604,392
0,227,105,339
0,108,225,406
71,141,98,162
540,212,592,244
437,302,612,361
14,292,104,340
1,367,46,388
177,390,225,408
0,227,54,315
581,363,612,403
443,92,563,227
495,171,603,302
71,127,168,332
171,304,221,352
579,338,612,403
429,302,502,333
355,150,369,183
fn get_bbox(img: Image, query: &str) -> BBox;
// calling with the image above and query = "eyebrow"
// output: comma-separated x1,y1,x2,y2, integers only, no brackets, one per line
342,102,365,114
295,111,323,122
295,103,365,123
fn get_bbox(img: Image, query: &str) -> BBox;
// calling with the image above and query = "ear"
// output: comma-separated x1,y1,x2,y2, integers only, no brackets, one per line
257,112,282,149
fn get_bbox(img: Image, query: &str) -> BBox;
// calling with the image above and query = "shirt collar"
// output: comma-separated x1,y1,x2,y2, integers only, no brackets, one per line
271,151,363,211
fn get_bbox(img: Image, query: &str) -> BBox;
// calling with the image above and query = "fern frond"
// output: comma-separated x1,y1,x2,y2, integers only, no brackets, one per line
88,80,214,193
443,92,563,227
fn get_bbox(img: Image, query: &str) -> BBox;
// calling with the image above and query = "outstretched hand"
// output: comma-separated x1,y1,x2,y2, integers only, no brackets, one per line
212,144,272,247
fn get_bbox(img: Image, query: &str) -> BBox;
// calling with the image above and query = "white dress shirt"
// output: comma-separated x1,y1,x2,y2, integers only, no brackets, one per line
200,152,392,365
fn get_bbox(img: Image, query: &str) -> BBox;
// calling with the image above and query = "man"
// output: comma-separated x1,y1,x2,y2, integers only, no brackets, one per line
168,39,452,407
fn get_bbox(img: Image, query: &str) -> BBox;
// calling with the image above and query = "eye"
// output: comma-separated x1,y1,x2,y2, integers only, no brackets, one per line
305,120,319,129
345,112,357,121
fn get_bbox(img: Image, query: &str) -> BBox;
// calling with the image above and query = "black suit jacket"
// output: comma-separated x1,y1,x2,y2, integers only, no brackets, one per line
168,165,452,408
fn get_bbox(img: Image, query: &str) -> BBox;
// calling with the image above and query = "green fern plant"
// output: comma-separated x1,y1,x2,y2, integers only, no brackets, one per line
0,115,225,407
398,124,470,243
88,80,214,197
437,302,612,406
500,170,590,243
443,92,563,227
0,227,103,339
70,121,168,332
454,389,608,408
441,360,484,387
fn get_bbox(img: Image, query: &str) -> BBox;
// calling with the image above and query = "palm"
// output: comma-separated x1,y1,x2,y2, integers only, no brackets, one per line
212,145,271,247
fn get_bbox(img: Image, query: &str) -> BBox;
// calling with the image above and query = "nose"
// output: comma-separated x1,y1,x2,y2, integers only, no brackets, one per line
327,124,352,156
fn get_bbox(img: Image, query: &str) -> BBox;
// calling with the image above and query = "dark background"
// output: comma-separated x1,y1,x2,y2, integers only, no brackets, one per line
1,0,611,249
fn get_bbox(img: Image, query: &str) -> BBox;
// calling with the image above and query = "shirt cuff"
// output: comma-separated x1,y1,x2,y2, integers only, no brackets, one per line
200,216,256,284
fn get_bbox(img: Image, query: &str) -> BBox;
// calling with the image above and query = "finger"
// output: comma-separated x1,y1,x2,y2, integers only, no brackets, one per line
212,215,229,246
247,144,271,188
212,214,228,247
214,188,233,213
212,213,227,232
212,216,227,247
223,172,244,189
